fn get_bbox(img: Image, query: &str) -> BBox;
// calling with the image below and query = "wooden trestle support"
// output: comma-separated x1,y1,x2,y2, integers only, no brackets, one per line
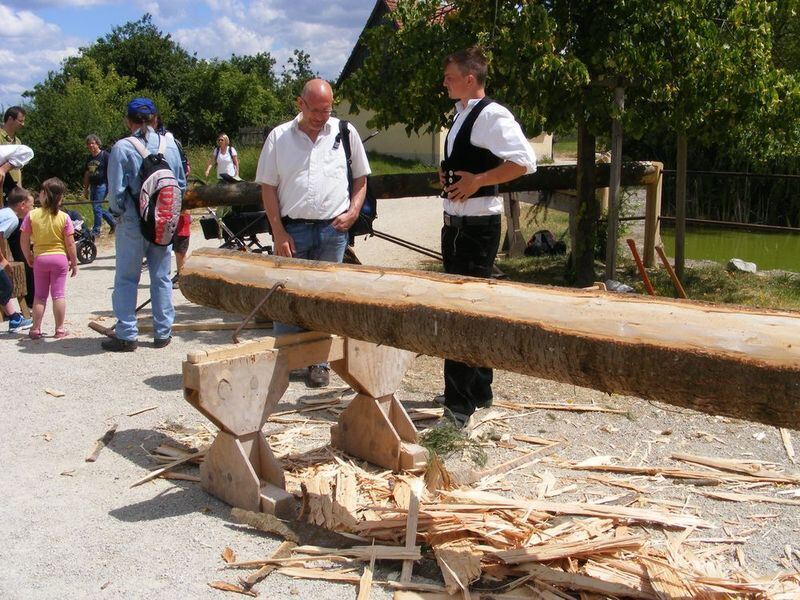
183,331,426,517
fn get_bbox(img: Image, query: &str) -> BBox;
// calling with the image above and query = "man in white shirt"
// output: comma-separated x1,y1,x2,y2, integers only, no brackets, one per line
437,46,537,427
256,78,371,387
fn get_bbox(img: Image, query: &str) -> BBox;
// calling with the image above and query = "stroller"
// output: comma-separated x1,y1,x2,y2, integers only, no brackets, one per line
66,210,98,264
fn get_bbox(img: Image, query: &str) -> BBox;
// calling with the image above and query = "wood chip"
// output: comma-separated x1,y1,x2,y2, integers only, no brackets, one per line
357,544,376,600
230,507,300,543
697,489,800,506
130,449,206,487
126,405,159,417
85,425,117,462
241,541,296,591
44,388,65,398
780,428,796,464
221,547,236,564
207,581,257,597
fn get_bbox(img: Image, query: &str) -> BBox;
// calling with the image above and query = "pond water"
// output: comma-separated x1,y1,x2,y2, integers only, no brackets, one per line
661,225,800,272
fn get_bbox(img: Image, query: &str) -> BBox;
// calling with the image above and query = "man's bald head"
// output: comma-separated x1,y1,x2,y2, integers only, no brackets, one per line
301,79,333,103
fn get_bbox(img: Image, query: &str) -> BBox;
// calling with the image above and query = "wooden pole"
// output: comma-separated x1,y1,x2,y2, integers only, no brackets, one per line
605,87,625,281
181,248,800,428
675,133,688,281
642,162,663,268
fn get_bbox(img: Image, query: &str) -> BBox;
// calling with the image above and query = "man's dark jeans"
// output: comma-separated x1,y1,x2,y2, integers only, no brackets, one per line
441,219,501,417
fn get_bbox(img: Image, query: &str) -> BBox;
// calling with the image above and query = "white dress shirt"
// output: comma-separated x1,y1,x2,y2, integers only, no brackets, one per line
255,115,371,220
443,98,537,217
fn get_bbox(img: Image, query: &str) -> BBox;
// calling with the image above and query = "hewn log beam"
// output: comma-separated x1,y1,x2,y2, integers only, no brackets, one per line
182,162,661,209
181,248,800,428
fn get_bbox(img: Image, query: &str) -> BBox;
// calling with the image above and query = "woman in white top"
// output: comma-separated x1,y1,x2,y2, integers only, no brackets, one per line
204,133,239,181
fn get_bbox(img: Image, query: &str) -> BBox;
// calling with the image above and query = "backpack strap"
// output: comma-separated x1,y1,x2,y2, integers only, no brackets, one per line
338,120,354,197
157,133,168,156
126,135,150,159
126,133,168,158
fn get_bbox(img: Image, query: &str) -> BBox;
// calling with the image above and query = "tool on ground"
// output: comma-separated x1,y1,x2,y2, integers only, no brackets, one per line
88,273,180,337
655,245,688,299
626,238,656,295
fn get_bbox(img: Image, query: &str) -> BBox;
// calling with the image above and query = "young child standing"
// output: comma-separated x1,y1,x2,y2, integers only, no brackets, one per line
20,178,78,339
0,186,34,332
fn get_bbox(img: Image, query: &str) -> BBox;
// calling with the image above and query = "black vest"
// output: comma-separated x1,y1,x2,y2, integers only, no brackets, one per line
442,97,503,199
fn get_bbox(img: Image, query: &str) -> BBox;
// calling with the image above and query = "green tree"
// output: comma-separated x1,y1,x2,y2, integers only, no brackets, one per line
341,0,786,285
81,14,195,98
179,60,281,143
276,50,319,119
22,57,136,185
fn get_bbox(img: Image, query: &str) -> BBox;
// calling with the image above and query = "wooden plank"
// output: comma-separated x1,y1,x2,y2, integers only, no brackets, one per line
182,249,800,428
400,478,423,583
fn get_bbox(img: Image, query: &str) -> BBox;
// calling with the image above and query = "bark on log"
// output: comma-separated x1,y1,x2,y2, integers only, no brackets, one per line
180,248,800,428
181,162,661,209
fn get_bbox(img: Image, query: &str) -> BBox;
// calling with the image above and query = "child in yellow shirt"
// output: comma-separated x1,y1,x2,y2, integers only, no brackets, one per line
20,178,78,339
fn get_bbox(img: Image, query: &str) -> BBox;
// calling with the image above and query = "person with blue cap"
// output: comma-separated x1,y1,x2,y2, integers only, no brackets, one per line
102,97,186,352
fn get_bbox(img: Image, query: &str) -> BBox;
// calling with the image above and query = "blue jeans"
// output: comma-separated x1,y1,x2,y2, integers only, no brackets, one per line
112,215,174,341
274,221,348,367
90,184,115,234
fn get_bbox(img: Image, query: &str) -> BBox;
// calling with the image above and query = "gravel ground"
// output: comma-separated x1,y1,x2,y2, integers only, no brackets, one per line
1,195,799,599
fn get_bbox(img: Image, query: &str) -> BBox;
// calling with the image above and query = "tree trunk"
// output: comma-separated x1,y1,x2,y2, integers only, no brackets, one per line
675,133,688,281
181,163,661,209
604,87,625,281
181,248,800,428
574,117,599,287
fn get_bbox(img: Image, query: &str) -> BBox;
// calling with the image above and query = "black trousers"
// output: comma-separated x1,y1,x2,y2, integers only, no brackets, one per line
441,220,501,416
7,221,34,307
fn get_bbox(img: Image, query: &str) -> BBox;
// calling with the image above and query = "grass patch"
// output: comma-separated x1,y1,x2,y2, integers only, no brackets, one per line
419,422,487,467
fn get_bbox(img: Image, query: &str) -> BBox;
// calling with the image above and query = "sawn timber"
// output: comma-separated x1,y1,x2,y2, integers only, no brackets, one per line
181,248,800,428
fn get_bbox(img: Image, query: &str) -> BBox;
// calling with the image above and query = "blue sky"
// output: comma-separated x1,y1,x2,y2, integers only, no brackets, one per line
0,0,377,107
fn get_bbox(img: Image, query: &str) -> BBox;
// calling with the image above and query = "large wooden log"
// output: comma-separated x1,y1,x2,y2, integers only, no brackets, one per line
182,162,661,209
180,248,800,428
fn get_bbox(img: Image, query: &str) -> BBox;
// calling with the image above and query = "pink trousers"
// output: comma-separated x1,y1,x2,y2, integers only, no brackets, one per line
33,254,68,302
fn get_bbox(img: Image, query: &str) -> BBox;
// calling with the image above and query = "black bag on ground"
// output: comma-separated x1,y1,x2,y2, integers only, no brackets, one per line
524,229,567,257
338,120,377,239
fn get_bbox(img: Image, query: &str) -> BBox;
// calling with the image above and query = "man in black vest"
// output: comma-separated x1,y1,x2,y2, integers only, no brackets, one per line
437,46,537,428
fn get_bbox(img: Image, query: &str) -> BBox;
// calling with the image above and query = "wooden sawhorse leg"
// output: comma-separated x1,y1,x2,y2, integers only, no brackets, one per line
183,333,427,516
330,339,427,471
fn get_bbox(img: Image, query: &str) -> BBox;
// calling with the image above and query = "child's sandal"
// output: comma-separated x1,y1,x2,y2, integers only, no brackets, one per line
28,329,42,340
54,328,69,339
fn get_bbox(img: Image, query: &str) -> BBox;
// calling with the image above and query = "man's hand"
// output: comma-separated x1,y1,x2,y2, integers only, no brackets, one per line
331,210,358,232
446,170,482,201
272,228,296,257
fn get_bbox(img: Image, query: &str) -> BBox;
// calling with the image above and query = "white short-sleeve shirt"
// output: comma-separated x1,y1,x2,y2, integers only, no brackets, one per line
255,115,371,220
214,147,237,178
443,98,537,217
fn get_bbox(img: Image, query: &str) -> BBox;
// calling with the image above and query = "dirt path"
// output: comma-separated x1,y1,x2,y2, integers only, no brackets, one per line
1,199,798,598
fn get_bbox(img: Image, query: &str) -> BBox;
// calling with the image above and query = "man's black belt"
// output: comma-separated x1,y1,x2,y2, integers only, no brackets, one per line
443,213,502,228
281,216,333,226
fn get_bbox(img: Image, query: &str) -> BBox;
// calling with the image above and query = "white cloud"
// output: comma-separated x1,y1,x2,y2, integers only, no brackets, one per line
2,0,110,8
0,6,61,38
173,16,276,59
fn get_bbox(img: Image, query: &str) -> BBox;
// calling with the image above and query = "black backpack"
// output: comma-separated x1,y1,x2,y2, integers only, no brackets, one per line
338,120,377,239
524,229,567,257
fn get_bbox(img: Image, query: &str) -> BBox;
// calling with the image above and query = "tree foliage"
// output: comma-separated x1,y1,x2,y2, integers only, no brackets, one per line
22,57,135,185
341,0,794,284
